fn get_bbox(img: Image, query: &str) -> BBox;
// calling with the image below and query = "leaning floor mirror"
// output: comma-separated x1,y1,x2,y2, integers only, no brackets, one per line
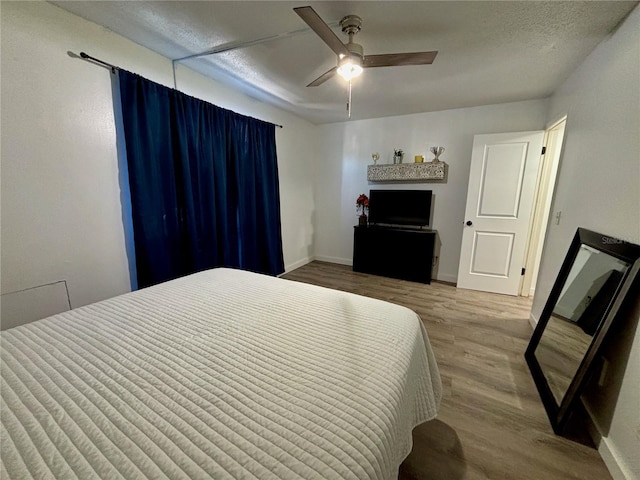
525,227,640,436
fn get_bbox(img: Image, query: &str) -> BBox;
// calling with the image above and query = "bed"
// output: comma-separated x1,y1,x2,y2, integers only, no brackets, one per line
1,268,441,479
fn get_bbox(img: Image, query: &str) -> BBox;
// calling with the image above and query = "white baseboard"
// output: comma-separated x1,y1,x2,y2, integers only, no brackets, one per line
434,273,457,284
283,256,314,275
598,437,634,480
582,402,634,480
314,255,353,266
529,312,538,329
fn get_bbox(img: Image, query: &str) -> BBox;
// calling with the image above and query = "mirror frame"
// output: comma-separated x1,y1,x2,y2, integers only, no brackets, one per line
525,227,640,434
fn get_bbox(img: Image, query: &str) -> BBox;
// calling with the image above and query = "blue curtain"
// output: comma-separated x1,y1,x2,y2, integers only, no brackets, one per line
117,70,284,288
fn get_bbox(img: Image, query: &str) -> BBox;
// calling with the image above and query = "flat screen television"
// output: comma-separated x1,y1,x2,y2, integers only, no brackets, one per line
368,189,432,227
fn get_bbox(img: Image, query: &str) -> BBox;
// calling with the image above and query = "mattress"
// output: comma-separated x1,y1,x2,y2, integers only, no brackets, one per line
1,268,441,479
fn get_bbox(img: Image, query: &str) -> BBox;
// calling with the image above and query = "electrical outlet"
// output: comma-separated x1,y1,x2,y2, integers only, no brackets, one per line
555,211,562,225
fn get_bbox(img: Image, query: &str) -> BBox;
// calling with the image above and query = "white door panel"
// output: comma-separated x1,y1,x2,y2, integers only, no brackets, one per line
457,131,544,295
478,143,528,218
471,231,515,276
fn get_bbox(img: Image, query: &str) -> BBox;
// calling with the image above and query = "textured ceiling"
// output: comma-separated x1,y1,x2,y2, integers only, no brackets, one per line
50,1,637,124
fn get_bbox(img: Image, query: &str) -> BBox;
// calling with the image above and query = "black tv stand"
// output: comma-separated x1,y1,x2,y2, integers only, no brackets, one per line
353,225,436,284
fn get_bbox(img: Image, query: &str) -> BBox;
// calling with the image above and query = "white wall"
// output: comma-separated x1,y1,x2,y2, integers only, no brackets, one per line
313,100,548,282
0,1,317,326
530,6,640,479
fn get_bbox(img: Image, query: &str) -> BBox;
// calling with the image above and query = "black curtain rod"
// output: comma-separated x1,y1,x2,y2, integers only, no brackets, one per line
80,52,117,73
78,51,283,129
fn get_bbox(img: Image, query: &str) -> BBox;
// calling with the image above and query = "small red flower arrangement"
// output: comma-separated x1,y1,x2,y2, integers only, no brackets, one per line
356,193,369,217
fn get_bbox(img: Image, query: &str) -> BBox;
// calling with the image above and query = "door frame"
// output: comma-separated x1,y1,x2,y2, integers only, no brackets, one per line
520,116,567,296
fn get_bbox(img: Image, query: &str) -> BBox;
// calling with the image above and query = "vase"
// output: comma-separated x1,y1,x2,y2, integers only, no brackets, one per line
358,214,368,226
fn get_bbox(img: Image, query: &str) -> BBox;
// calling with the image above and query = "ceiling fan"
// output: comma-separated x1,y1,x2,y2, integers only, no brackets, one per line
294,6,438,87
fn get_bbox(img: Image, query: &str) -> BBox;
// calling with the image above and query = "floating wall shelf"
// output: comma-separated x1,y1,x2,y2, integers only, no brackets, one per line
367,162,447,182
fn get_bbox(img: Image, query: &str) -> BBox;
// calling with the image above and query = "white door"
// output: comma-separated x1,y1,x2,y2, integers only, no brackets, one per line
457,131,544,295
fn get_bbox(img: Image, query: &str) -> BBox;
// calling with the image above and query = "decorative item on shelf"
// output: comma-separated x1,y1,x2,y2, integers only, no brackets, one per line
393,149,404,164
356,193,369,226
429,146,445,163
414,155,424,163
371,152,380,165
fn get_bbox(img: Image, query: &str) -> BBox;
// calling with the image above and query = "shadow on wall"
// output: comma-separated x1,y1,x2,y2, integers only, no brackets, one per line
432,229,442,282
306,207,317,264
582,276,640,437
399,419,466,480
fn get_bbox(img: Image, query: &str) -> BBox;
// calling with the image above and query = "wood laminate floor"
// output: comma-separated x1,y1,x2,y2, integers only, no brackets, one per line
281,261,611,480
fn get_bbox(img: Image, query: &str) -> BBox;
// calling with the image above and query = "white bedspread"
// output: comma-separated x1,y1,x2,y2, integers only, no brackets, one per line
1,268,441,479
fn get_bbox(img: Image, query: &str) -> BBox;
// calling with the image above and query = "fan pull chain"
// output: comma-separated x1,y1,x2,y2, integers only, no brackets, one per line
347,79,352,119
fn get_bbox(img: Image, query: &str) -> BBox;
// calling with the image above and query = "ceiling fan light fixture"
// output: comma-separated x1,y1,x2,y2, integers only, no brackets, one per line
337,55,363,81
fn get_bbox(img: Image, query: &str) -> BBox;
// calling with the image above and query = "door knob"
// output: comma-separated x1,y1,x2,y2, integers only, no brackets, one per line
466,221,473,226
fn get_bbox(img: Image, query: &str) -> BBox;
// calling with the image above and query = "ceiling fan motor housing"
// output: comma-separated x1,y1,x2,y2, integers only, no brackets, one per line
340,15,362,36
340,15,364,62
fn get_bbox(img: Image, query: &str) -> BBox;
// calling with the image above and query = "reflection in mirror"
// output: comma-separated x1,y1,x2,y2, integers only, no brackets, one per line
534,245,630,403
525,228,640,438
